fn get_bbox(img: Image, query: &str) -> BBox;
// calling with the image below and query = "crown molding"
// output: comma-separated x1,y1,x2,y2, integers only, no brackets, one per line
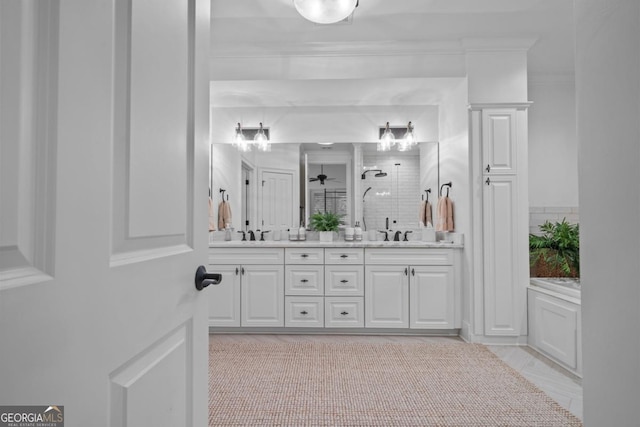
461,37,538,52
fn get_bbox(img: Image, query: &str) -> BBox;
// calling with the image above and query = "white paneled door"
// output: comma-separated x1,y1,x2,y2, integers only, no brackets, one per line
260,170,294,231
0,0,211,425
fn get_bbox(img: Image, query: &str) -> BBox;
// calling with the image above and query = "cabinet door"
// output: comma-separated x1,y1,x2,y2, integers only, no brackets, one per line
365,266,409,328
410,266,454,329
241,265,284,327
483,175,520,336
482,109,517,174
207,265,241,327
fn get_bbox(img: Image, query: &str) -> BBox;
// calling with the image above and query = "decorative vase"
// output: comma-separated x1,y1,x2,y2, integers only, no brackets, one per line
319,231,334,242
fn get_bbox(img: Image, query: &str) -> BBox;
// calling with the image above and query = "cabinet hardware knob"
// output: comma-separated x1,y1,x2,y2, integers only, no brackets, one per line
486,164,491,173
340,279,349,283
300,254,309,258
300,279,309,283
300,311,308,315
485,177,491,185
340,254,348,258
404,268,408,275
411,268,415,276
241,267,245,275
235,267,239,275
340,311,349,316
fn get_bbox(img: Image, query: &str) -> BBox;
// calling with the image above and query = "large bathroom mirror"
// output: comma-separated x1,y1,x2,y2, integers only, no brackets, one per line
210,141,438,233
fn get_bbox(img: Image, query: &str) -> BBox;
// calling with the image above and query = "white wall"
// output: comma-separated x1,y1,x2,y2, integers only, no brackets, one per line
575,0,640,425
528,80,578,207
437,79,470,334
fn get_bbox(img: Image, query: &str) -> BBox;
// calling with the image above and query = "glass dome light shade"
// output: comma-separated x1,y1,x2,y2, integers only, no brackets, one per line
253,123,270,152
293,0,358,25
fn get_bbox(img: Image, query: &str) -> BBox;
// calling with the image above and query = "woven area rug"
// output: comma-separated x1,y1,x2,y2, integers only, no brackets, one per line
209,341,582,426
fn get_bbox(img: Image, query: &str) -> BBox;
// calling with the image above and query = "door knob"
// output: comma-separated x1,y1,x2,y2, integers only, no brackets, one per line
194,265,221,291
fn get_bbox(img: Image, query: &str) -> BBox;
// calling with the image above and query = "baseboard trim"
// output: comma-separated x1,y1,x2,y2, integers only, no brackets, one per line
210,327,461,337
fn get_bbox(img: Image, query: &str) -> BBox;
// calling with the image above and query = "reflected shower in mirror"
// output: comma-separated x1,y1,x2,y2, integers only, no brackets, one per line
359,142,438,232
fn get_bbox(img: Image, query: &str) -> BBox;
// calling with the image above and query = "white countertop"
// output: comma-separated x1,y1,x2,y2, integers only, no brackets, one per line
209,240,463,249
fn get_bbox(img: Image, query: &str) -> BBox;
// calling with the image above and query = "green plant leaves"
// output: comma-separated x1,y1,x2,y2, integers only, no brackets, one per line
310,211,341,232
529,218,580,277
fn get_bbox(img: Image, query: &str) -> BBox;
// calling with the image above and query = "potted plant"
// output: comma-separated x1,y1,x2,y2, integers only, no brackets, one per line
529,219,580,277
310,211,341,242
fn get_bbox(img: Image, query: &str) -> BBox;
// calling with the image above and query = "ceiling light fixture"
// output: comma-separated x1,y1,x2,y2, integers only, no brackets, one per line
378,122,395,152
253,122,270,152
293,0,358,25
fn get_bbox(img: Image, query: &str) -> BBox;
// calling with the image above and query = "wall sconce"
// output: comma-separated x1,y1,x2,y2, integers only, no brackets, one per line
234,123,251,152
253,122,270,152
378,122,395,152
232,122,271,152
293,0,358,25
378,122,417,152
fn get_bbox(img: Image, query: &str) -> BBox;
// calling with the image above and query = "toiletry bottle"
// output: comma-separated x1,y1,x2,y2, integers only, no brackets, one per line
354,221,362,241
224,225,232,241
298,221,306,241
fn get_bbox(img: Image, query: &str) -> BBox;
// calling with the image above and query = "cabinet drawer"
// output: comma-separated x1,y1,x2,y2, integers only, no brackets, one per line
285,297,324,328
285,265,324,295
325,265,364,296
325,248,364,264
364,248,453,265
209,248,284,265
325,297,364,328
285,247,324,264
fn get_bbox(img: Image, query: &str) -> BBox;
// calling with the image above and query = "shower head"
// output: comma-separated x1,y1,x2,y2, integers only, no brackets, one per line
363,187,372,200
361,169,387,179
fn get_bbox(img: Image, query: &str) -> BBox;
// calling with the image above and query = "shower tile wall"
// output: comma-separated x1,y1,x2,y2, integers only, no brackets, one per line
529,207,579,235
362,153,421,231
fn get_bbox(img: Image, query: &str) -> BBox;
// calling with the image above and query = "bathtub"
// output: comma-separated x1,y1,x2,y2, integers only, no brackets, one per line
528,277,582,377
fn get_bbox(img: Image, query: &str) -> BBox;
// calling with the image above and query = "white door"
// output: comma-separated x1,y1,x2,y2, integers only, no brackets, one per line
409,266,455,329
365,266,409,328
0,1,211,425
261,170,294,231
483,175,520,336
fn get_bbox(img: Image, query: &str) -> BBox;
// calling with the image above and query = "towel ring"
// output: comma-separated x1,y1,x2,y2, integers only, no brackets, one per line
439,182,452,197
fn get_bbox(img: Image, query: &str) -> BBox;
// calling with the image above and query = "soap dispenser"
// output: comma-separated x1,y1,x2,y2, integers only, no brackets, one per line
298,221,306,241
354,221,363,241
224,225,232,241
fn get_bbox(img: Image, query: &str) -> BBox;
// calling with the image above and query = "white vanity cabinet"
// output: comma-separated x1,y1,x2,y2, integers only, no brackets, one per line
208,248,284,327
364,248,457,330
209,244,461,333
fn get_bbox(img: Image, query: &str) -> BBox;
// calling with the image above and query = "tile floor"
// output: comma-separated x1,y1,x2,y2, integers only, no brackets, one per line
210,334,583,421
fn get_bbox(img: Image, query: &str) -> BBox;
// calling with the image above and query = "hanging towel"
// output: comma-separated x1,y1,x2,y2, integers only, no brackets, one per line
419,201,427,225
208,197,216,231
445,197,454,231
218,201,232,230
436,196,454,232
419,201,433,227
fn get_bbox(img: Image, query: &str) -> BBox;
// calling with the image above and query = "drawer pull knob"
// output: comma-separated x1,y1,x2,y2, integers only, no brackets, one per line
486,164,491,173
300,254,309,258
300,279,309,283
340,311,349,316
340,254,348,258
340,279,349,283
300,311,308,315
